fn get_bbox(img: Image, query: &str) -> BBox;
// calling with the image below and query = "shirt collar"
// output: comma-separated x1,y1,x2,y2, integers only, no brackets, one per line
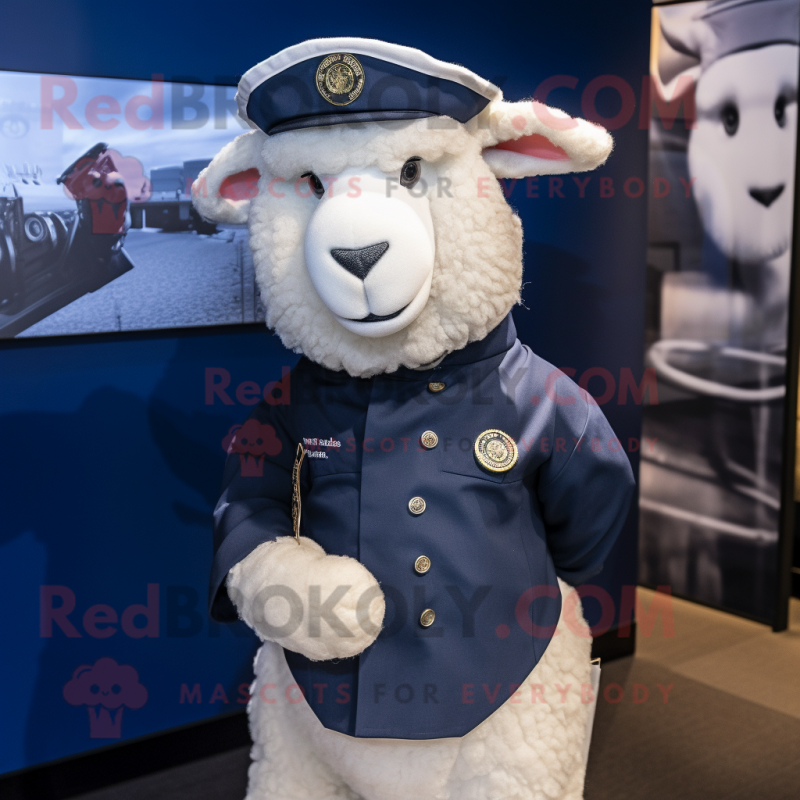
303,313,517,383
390,313,517,380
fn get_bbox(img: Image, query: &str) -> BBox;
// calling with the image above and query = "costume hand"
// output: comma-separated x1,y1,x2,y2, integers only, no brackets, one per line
227,536,385,660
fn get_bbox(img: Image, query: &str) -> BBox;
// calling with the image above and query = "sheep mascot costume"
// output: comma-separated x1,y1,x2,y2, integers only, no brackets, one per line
194,38,635,800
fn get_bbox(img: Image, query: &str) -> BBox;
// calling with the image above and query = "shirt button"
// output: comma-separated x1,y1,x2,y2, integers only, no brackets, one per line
414,555,431,574
420,430,438,449
408,496,426,515
420,608,436,627
428,381,446,393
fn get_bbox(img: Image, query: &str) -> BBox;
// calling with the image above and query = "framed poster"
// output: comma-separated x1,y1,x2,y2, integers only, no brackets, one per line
640,0,800,627
0,71,264,339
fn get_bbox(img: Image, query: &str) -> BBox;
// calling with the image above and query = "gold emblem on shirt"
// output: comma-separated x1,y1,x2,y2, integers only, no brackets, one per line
474,429,518,473
316,53,365,106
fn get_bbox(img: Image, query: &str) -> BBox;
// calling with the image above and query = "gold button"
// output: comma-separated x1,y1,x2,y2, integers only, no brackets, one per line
420,430,438,449
428,382,446,393
408,496,426,515
420,608,436,627
414,555,431,574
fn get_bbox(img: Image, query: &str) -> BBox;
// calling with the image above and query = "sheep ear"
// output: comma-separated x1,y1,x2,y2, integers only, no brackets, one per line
191,130,264,224
480,99,613,178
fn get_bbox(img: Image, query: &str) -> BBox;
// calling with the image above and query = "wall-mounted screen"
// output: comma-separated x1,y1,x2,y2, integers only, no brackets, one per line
0,71,264,339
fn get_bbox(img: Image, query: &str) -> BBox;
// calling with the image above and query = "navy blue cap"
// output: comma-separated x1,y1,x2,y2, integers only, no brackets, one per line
236,38,501,135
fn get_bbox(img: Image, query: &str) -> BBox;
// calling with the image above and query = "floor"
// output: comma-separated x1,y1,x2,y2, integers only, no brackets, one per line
585,590,800,800
73,590,800,800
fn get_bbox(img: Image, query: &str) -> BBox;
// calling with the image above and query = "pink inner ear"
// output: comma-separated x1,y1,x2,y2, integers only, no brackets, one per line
494,134,569,161
219,168,261,201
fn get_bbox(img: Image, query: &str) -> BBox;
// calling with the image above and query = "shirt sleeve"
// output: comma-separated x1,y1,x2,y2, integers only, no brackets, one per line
536,396,636,586
209,401,296,621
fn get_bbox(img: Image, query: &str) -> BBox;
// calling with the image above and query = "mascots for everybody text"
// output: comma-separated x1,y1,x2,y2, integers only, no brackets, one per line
194,37,635,800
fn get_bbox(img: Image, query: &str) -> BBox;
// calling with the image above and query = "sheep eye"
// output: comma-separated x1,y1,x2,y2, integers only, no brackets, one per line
775,95,787,128
301,172,325,199
400,157,421,189
721,103,739,136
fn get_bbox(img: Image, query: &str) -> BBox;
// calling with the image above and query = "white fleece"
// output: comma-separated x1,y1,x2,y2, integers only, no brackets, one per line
243,579,595,800
244,120,523,377
228,537,386,661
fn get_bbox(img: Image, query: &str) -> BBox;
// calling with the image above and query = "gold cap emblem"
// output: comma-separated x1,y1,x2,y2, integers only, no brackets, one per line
316,53,365,106
474,429,518,473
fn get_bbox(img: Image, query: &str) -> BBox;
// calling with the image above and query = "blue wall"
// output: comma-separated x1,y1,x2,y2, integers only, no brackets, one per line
0,0,650,773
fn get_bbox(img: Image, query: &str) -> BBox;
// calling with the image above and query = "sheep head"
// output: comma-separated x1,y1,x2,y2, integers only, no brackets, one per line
193,94,612,377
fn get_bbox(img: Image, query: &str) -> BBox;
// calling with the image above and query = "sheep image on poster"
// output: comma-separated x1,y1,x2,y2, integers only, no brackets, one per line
194,38,635,799
640,0,799,621
664,0,798,350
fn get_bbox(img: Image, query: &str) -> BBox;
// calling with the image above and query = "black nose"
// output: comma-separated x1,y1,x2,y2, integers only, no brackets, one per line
749,184,785,208
330,242,389,280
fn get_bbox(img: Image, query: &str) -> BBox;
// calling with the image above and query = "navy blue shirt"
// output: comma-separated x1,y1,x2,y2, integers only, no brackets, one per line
211,315,635,739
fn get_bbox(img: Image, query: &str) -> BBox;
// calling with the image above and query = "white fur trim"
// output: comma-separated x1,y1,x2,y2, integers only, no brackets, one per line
227,536,386,661
244,578,594,800
236,37,502,130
